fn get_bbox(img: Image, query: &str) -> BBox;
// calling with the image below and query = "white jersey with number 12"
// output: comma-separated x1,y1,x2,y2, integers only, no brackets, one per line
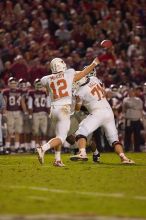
41,68,76,105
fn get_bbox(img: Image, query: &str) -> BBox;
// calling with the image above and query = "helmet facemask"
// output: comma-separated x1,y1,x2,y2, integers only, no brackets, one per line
87,68,96,77
34,79,42,90
8,77,17,89
77,76,88,87
18,78,26,89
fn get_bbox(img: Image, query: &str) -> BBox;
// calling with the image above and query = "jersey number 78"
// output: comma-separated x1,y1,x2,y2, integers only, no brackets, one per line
91,83,106,100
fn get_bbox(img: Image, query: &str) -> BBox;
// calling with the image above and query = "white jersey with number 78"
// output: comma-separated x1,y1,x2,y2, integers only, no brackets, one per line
76,76,111,113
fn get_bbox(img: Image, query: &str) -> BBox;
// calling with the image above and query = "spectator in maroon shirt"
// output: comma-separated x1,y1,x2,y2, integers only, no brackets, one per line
28,58,47,84
2,60,12,85
98,49,116,64
10,55,29,81
42,33,58,50
71,23,87,43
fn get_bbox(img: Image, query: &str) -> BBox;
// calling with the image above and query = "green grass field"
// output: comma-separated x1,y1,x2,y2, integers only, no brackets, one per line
0,152,146,219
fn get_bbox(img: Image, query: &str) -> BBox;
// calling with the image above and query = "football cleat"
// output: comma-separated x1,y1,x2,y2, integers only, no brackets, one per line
53,160,65,167
70,153,88,161
93,153,100,163
36,146,45,164
3,148,11,155
121,158,135,164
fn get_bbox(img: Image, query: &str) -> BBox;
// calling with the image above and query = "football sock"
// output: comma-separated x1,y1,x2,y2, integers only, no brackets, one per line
93,149,99,155
0,146,3,152
80,148,86,155
42,142,51,152
25,143,30,151
15,142,19,149
55,151,61,161
5,142,10,148
20,144,25,149
119,152,127,160
31,140,35,149
36,143,39,148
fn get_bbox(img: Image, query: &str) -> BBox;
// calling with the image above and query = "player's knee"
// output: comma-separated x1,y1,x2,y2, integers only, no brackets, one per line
112,141,122,148
57,135,66,145
66,134,76,145
75,134,87,142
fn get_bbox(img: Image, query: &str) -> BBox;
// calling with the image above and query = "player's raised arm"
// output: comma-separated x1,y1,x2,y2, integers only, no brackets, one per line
73,57,100,82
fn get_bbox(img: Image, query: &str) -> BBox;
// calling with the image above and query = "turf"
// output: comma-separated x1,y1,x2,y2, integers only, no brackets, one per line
0,152,146,218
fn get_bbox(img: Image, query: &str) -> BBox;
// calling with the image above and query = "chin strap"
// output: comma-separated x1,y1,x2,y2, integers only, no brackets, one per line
80,77,90,87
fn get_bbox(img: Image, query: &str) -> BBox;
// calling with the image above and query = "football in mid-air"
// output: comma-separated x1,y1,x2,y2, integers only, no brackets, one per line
100,40,112,48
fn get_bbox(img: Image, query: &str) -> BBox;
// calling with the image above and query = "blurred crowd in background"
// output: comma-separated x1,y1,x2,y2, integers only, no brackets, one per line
0,0,146,86
0,0,146,154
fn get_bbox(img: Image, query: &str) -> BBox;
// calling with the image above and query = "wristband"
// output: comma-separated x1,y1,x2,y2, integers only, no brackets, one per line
93,60,99,66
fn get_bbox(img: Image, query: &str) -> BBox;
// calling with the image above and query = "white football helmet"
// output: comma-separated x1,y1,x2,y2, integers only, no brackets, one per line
50,58,67,73
77,67,96,87
88,68,96,77
34,78,42,89
143,82,146,93
8,77,17,89
18,78,26,89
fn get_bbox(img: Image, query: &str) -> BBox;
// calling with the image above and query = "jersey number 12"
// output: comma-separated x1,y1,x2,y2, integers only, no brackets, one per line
50,79,69,100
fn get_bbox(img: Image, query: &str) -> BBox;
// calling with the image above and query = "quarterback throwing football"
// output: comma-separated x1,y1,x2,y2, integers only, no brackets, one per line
37,57,100,166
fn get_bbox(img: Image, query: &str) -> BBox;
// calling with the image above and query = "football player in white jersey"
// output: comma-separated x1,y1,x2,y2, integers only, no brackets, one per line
70,70,135,164
37,57,100,166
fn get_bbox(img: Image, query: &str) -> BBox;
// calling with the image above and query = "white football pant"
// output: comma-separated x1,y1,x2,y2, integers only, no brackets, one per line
0,113,2,144
51,105,71,144
75,107,119,145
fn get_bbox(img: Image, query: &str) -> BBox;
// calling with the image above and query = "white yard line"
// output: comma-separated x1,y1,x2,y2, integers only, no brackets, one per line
3,185,146,201
0,164,32,167
134,196,146,201
0,186,146,220
0,164,52,168
0,214,145,220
